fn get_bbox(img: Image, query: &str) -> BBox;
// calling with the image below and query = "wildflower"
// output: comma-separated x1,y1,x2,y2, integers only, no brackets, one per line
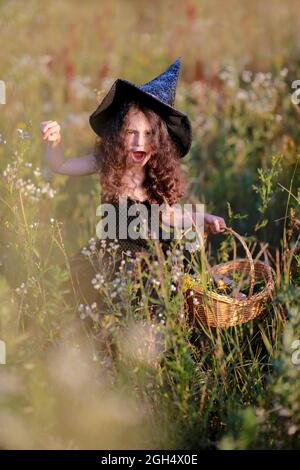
11,174,56,201
91,273,105,290
241,70,252,83
288,425,298,436
69,76,94,101
108,241,119,250
0,134,7,144
29,222,39,229
280,67,288,77
50,218,55,224
152,278,160,287
15,282,28,294
17,128,30,139
236,89,248,101
81,247,91,256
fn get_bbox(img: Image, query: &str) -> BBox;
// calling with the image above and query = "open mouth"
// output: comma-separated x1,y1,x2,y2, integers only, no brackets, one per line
131,151,147,162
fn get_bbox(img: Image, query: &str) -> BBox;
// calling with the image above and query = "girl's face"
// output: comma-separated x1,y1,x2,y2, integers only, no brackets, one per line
124,107,152,168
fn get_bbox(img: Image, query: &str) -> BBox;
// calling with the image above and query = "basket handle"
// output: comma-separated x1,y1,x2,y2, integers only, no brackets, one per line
210,227,255,298
189,218,255,298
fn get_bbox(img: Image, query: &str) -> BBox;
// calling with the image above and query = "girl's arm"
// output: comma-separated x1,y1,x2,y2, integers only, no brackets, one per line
161,203,227,234
40,120,98,176
161,204,195,229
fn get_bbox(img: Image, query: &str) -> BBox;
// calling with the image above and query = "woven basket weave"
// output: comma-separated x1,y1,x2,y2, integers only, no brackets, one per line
184,227,275,328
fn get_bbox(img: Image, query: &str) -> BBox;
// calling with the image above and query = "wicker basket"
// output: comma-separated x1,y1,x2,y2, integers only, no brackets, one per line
184,227,275,328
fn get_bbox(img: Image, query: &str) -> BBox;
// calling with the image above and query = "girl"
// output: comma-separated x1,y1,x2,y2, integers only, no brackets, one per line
40,58,227,311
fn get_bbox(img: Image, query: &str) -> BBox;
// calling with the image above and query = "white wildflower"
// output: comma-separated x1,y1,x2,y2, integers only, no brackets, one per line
280,67,288,77
241,70,252,83
17,128,30,139
236,89,248,101
0,134,7,144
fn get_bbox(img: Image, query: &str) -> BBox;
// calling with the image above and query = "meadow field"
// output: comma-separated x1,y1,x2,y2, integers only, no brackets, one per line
0,0,300,450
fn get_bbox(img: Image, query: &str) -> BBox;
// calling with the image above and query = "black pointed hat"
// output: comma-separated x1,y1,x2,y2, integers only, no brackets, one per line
89,57,192,158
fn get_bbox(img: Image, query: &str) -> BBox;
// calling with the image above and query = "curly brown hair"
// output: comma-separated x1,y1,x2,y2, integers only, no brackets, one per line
93,99,187,205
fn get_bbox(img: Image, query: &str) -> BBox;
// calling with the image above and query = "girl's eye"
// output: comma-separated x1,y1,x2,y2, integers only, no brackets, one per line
126,130,151,135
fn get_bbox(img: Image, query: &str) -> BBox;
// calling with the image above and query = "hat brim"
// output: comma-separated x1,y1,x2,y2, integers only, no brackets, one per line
89,79,192,158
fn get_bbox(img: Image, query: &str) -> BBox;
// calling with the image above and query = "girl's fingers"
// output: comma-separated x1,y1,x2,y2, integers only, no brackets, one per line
40,121,52,132
43,129,56,140
214,220,220,231
40,120,53,130
43,124,59,136
40,121,60,135
43,127,60,141
43,124,59,135
210,222,227,234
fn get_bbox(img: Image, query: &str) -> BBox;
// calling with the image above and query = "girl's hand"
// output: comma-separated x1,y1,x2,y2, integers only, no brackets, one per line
204,213,227,234
40,120,61,143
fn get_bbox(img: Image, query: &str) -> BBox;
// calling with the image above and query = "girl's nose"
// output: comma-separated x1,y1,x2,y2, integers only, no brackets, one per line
134,132,145,147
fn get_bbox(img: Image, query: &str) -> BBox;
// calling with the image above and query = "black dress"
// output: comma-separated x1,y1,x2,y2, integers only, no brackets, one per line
63,197,192,311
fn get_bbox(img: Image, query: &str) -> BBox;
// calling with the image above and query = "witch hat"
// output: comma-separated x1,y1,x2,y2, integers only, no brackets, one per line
89,57,192,158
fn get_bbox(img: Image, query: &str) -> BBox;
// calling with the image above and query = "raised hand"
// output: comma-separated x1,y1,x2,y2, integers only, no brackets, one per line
40,120,61,143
